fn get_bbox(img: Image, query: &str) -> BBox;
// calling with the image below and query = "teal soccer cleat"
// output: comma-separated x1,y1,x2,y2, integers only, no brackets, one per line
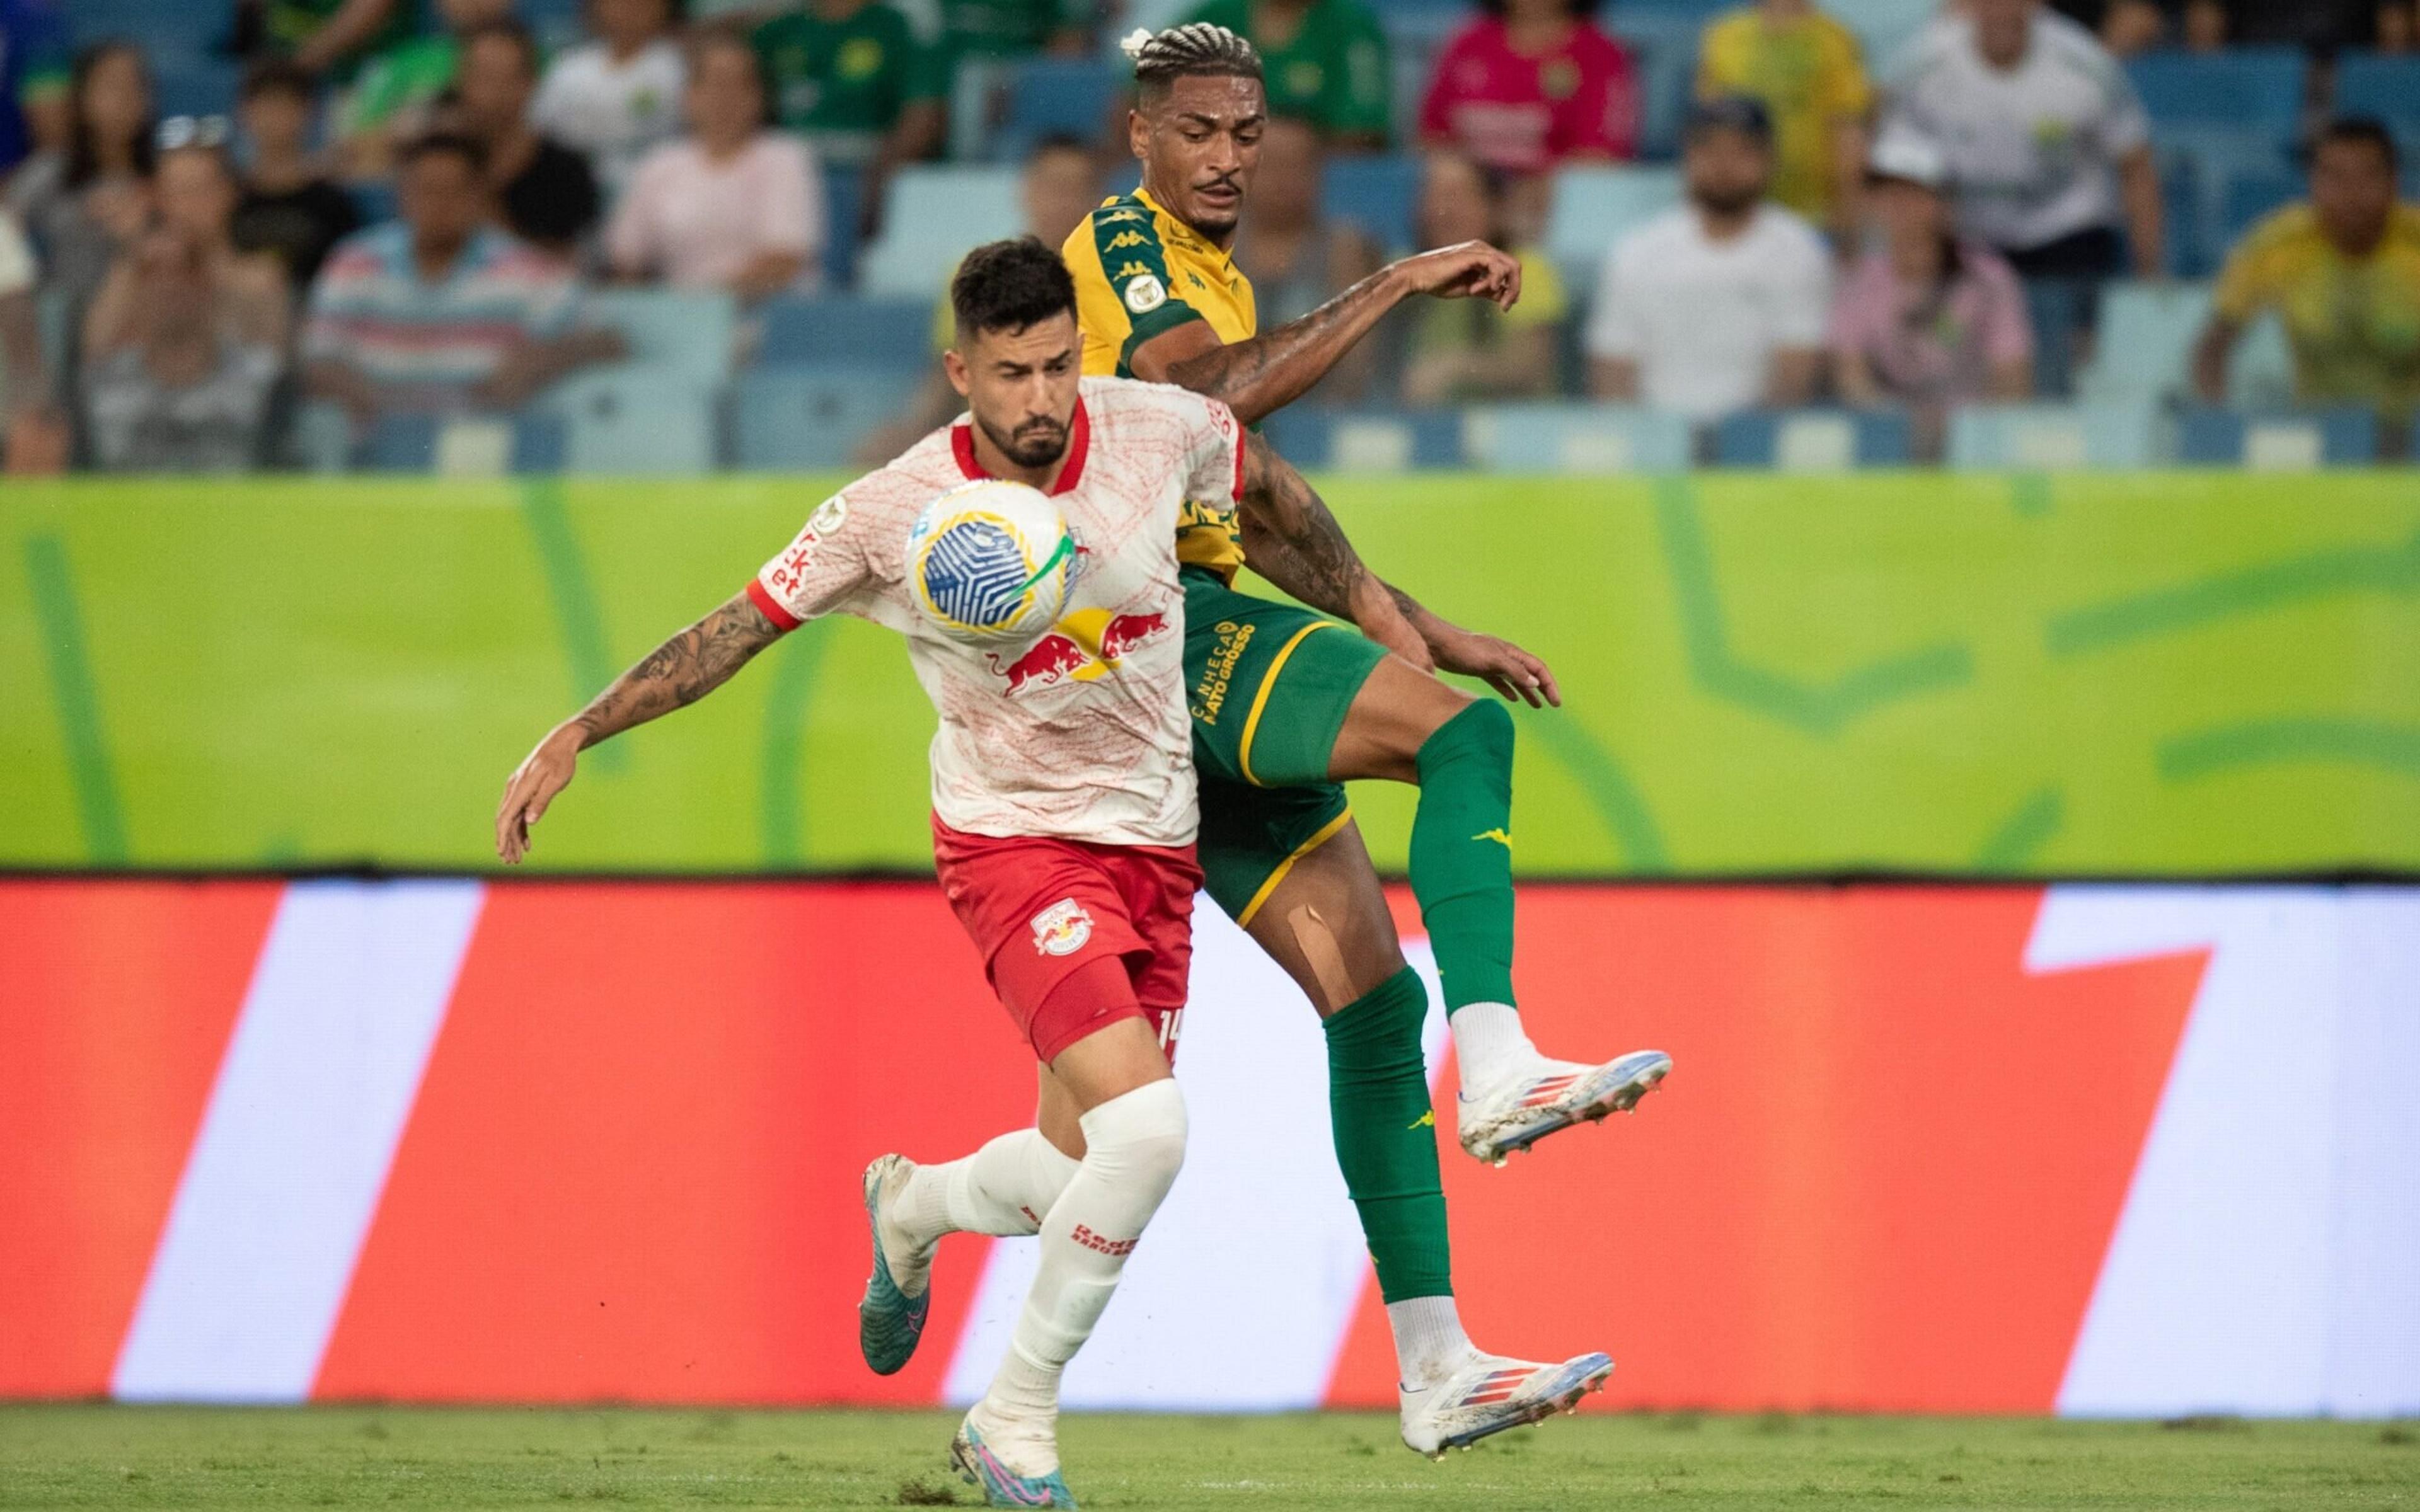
856,1154,931,1375
951,1416,1079,1508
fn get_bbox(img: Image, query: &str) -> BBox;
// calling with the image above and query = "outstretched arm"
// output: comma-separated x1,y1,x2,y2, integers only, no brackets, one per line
1132,241,1521,425
495,592,783,862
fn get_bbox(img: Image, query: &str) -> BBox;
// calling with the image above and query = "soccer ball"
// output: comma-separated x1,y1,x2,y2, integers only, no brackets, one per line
907,479,1078,643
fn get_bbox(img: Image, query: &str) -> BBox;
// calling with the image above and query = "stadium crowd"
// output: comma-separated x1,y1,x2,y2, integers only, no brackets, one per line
0,0,2414,471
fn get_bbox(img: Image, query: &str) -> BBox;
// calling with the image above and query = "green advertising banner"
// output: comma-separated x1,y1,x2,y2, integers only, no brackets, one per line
4,471,2414,876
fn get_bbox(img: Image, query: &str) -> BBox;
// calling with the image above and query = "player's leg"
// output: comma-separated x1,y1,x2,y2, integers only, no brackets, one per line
1330,657,1673,1164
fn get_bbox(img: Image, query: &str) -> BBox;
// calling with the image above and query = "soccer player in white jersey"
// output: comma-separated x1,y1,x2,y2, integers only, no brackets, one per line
495,238,1485,1507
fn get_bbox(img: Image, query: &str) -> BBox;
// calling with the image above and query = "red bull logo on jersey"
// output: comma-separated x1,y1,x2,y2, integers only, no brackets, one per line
986,606,1171,696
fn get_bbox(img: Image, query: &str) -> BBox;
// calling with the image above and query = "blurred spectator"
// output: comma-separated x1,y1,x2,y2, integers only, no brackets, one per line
752,0,944,170
1882,0,2162,288
1418,0,1635,175
2194,119,2420,447
1,0,69,185
231,62,365,294
2058,0,2399,50
1,205,67,471
936,0,1090,66
6,42,156,319
1185,0,1392,149
86,139,291,364
337,0,516,178
1237,117,1381,394
2384,0,2417,50
234,0,417,79
448,21,604,257
607,31,824,295
1586,97,1829,420
533,0,689,197
1396,149,1565,404
83,229,283,471
851,133,1094,461
1831,127,2031,457
304,134,621,422
1696,0,1871,238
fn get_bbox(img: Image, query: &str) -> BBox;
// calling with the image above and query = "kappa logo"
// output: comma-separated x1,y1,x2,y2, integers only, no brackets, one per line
1473,827,1513,850
1106,229,1146,250
1099,209,1143,224
1122,273,1168,313
1407,1109,1436,1131
1030,897,1095,957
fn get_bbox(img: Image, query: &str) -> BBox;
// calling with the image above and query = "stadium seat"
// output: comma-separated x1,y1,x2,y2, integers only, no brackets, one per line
580,289,737,384
2218,166,2301,251
997,58,1115,162
1465,403,1691,472
1605,11,1701,161
1323,154,1422,256
822,165,863,292
2174,407,2378,470
534,373,722,474
351,181,398,229
2332,54,2420,140
1258,406,1466,471
1712,408,1913,469
1824,0,1939,72
856,166,1025,299
148,54,241,120
2020,280,2087,398
2126,49,2304,147
1945,403,2160,471
1543,166,1683,290
2074,280,2211,405
755,296,935,370
732,367,923,470
364,413,567,474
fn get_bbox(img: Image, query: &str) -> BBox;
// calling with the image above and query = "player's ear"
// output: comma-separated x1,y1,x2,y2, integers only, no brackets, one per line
943,346,971,398
1127,106,1150,163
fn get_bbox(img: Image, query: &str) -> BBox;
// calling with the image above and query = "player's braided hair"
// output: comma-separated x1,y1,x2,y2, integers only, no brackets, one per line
1121,23,1262,103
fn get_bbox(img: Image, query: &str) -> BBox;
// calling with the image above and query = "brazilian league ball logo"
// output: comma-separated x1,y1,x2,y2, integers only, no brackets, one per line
907,479,1079,643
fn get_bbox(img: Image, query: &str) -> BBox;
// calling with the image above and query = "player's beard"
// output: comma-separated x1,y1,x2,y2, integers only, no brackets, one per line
979,412,1069,470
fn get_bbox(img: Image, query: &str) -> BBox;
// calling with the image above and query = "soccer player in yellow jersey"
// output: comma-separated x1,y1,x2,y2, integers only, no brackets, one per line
1067,21,1669,1457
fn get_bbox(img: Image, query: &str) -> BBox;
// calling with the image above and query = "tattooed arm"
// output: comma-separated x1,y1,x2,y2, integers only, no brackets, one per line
1131,241,1521,425
495,592,783,862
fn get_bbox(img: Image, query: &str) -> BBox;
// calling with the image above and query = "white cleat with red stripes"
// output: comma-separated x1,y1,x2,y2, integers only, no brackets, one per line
1399,1350,1615,1460
1456,1050,1673,1166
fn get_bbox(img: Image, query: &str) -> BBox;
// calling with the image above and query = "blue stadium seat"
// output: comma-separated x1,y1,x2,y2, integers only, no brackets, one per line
1824,0,1939,72
2218,166,2300,251
732,367,923,470
1259,407,1466,471
1605,11,1701,162
856,165,1025,299
1371,0,1471,50
536,373,722,474
997,58,1115,162
755,296,935,370
2075,280,2210,405
149,54,241,120
1323,154,1422,255
1543,165,1683,290
364,413,567,474
2020,280,2087,399
1466,403,1691,472
1945,403,2160,471
2126,49,2304,146
1712,409,1913,469
2175,407,2378,469
350,181,398,229
2332,54,2420,140
580,290,737,384
822,165,863,292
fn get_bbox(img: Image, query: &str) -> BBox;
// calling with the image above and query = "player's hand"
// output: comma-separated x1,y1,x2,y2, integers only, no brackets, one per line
1390,241,1521,311
495,724,583,864
1425,623,1560,708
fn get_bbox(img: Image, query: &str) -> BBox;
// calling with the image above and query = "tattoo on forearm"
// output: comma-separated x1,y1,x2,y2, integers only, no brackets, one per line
1163,270,1398,425
1237,432,1370,621
570,593,782,746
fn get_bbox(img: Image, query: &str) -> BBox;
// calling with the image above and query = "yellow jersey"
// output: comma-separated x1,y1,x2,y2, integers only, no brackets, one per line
2213,202,2420,418
1696,6,1871,222
1064,187,1259,580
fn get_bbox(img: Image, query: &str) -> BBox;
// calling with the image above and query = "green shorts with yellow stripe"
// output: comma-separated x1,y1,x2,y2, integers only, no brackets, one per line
1183,564,1389,925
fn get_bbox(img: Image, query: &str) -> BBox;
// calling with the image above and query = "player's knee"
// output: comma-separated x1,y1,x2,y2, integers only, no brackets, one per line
1075,1078,1188,1206
1417,696,1514,777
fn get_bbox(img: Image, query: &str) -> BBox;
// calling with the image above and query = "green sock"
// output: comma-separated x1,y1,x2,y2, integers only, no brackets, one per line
1410,699,1518,1012
1323,966,1451,1303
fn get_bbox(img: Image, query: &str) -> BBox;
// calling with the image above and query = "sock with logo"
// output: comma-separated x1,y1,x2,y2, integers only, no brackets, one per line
899,1130,1082,1247
1409,699,1519,1015
1325,966,1452,1304
979,1079,1189,1465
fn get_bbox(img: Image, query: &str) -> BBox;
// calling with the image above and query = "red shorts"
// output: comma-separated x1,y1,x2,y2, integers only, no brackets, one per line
931,816,1202,1065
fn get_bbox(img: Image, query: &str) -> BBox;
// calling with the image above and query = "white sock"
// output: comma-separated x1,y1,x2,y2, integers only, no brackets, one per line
1451,1001,1538,1094
1387,1295,1476,1392
899,1130,1080,1247
977,1079,1188,1470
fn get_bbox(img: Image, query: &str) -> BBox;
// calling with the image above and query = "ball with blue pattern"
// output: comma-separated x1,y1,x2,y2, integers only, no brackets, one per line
907,479,1077,643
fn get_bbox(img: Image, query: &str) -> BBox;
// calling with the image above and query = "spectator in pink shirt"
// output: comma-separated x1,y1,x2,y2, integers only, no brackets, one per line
604,30,825,299
1829,127,2032,459
1417,0,1637,177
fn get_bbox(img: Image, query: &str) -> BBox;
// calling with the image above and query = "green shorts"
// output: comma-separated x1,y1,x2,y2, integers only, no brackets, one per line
1182,566,1389,925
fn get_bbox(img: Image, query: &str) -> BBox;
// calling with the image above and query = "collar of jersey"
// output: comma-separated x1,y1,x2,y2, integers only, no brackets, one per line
950,398,1092,495
1132,188,1233,268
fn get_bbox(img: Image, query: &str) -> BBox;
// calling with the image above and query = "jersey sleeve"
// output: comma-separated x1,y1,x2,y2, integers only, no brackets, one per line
1075,204,1206,370
746,488,879,630
1172,392,1247,504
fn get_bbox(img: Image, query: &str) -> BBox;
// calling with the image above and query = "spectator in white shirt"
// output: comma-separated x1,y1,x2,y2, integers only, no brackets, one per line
1881,0,2162,285
1586,95,1831,420
605,30,824,299
531,0,688,197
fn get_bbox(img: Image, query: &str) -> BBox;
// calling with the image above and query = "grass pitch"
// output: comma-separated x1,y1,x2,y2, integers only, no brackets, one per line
1,1407,2412,1511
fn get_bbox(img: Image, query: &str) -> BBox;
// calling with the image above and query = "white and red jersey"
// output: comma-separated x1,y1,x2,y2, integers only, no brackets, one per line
747,375,1246,848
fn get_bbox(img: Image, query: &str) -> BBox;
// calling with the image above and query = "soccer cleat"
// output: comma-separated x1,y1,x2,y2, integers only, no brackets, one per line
857,1154,931,1375
1456,1050,1672,1166
951,1415,1079,1508
1400,1350,1615,1460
